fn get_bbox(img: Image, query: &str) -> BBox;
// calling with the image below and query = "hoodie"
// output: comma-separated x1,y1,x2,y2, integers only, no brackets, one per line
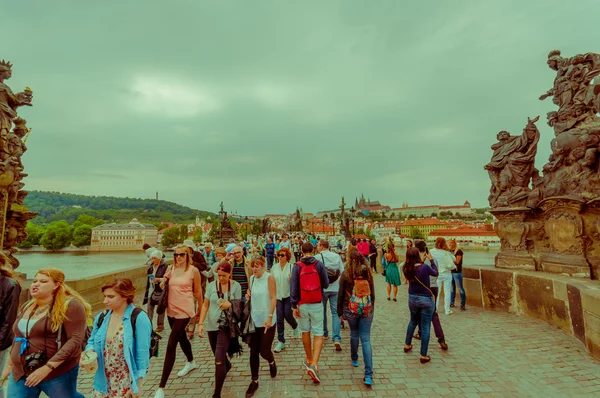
290,256,329,309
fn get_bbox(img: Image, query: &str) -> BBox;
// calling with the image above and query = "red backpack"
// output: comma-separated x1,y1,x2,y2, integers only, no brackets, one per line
298,261,322,304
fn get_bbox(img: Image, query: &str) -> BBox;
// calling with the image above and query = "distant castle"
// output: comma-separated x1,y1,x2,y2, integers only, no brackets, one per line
355,194,391,212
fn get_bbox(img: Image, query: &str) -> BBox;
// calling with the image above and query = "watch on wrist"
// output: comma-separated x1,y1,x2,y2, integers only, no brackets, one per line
46,363,56,370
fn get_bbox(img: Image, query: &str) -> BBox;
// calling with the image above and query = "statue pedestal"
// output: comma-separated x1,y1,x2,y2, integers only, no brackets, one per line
491,198,597,279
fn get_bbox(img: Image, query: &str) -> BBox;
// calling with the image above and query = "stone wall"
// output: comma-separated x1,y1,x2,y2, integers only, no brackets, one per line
18,265,149,312
462,265,600,360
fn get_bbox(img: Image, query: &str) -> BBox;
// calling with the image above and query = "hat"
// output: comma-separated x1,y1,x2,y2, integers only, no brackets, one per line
150,250,163,260
183,240,195,250
145,247,156,258
226,243,237,253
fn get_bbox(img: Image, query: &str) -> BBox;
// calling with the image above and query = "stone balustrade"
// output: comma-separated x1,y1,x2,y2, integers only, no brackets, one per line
461,265,600,360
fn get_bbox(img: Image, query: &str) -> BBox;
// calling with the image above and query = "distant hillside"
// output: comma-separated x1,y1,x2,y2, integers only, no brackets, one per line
24,191,216,225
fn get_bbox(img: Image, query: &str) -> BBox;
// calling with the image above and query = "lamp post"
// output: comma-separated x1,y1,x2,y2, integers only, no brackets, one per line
350,206,356,237
245,216,248,240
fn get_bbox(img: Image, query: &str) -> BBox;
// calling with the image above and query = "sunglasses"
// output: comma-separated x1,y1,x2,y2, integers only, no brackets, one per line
174,253,186,258
251,264,262,268
277,254,286,257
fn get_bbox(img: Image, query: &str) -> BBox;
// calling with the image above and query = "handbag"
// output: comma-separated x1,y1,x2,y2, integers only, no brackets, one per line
156,278,169,315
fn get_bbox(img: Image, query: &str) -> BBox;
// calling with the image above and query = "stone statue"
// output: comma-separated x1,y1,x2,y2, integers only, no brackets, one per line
535,50,600,200
539,50,600,135
488,50,600,280
485,116,540,208
0,60,37,269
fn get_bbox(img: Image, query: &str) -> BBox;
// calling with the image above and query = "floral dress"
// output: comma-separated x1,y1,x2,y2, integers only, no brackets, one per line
94,325,132,398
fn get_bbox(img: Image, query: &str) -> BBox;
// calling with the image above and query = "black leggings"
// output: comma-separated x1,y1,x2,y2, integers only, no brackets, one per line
159,317,194,388
370,255,377,272
249,326,275,381
208,330,231,397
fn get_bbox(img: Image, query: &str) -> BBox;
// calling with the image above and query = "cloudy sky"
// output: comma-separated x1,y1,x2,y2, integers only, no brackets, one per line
3,0,599,215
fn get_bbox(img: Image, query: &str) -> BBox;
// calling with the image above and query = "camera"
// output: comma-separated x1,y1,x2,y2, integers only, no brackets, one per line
24,351,48,373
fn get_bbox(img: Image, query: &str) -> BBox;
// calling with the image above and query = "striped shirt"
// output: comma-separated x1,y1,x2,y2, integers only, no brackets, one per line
232,261,249,296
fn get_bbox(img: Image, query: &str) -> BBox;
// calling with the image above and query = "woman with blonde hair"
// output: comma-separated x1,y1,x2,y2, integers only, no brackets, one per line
244,256,277,397
0,265,21,398
154,244,203,398
2,268,91,397
430,237,456,315
82,278,152,398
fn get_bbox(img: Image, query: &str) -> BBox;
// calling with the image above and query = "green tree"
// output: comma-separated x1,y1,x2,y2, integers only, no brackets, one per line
18,222,45,248
179,225,188,242
72,214,105,229
72,224,92,247
409,227,424,240
193,227,203,243
40,221,73,250
161,226,181,247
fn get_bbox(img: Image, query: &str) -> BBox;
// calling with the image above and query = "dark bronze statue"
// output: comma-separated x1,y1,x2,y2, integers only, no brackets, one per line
488,50,600,280
0,60,37,268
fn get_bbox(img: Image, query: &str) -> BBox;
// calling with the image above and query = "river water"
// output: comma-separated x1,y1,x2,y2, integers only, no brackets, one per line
14,249,497,280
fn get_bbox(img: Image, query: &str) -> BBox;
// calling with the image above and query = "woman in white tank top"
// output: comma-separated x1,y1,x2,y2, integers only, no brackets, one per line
245,256,277,397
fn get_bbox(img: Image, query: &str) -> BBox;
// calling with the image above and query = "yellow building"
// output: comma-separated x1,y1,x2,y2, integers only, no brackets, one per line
398,218,448,238
90,218,158,252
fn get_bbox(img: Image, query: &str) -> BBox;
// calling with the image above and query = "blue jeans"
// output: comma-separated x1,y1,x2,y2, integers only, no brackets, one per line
451,272,466,307
276,297,298,343
322,291,341,343
405,294,435,356
346,313,373,378
8,365,85,398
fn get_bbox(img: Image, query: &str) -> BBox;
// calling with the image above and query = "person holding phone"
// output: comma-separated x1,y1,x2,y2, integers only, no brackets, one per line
244,256,277,397
402,248,438,364
197,262,242,398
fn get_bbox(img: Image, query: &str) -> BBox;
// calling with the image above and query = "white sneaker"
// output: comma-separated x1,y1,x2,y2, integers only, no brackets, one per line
154,389,165,398
445,310,454,315
177,361,199,377
274,341,285,353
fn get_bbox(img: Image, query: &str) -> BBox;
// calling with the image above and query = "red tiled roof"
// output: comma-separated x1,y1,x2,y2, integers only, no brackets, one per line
429,228,497,237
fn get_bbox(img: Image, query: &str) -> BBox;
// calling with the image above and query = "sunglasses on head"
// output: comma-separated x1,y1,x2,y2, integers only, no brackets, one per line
174,253,186,258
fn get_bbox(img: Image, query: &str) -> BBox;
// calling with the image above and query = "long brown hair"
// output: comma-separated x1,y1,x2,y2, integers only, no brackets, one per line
435,237,450,251
102,278,136,304
386,243,399,263
344,248,372,282
402,247,422,282
33,268,92,332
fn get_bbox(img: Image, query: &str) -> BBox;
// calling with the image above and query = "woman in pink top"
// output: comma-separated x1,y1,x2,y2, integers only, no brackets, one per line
154,245,203,398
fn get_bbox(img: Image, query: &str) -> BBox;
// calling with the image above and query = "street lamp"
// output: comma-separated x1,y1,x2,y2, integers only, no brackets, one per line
245,216,249,240
350,206,356,237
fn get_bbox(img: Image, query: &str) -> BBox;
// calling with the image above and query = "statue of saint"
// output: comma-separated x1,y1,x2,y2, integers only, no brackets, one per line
540,50,600,135
485,117,540,207
0,61,32,136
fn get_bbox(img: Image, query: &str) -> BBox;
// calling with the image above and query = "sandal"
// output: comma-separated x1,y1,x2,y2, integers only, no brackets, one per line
403,345,412,353
420,356,431,364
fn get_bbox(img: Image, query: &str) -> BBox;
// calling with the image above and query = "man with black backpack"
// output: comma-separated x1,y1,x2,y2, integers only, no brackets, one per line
290,242,329,384
316,239,344,351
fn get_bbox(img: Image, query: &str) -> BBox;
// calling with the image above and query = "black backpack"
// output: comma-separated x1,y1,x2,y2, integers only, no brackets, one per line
97,307,161,358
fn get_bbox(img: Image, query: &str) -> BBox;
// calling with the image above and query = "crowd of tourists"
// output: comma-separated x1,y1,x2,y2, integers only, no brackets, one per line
0,231,467,398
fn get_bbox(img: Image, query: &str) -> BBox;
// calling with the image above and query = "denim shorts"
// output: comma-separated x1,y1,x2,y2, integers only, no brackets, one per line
297,303,324,336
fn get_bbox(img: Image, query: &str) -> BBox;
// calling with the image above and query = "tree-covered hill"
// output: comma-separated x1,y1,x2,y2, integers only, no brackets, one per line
24,191,216,225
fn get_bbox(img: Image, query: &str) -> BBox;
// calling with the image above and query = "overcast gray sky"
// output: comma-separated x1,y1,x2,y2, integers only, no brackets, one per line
3,0,599,215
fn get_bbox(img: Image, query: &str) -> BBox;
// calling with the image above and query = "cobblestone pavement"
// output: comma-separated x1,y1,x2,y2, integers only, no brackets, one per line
76,275,600,398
